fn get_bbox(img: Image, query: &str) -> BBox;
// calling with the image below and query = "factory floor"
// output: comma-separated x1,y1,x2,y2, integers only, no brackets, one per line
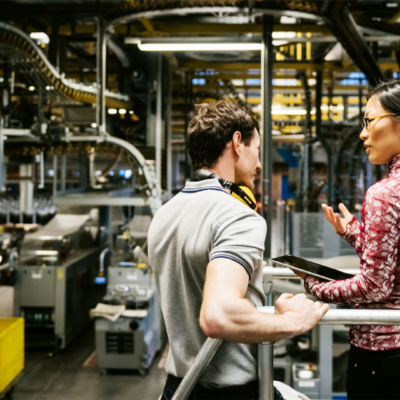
12,323,167,400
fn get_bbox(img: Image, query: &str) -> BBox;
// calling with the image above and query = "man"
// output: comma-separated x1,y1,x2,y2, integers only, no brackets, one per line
148,101,328,400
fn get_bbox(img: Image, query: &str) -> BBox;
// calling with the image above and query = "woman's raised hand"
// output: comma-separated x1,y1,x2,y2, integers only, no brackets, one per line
321,203,354,234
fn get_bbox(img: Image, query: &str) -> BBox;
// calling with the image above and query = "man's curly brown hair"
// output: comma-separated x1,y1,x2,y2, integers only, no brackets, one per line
186,101,259,170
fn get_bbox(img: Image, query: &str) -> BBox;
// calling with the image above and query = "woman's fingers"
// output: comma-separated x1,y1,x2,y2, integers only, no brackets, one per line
322,204,334,224
334,213,343,231
338,203,352,218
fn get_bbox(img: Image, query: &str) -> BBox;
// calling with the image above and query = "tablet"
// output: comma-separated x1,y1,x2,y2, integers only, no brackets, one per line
271,255,356,281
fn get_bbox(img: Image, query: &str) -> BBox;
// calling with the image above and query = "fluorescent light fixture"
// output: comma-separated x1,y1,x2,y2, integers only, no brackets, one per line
35,250,58,256
91,123,97,128
272,130,281,135
30,32,50,45
29,86,35,91
272,109,307,115
272,32,296,39
108,108,117,115
119,109,126,114
129,110,134,114
39,236,63,240
272,40,288,46
138,42,263,51
387,2,398,7
231,79,244,86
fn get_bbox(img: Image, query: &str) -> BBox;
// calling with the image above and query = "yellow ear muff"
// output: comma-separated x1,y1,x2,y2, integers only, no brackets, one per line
231,186,257,211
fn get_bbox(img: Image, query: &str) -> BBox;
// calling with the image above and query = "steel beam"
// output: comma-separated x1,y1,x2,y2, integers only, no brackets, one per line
166,58,173,197
261,15,274,260
96,16,107,134
156,53,163,187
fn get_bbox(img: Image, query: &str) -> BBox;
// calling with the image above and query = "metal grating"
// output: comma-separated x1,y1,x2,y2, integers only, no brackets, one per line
298,214,324,258
106,332,134,354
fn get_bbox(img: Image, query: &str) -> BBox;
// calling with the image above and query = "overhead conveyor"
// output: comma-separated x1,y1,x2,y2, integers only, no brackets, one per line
0,22,130,109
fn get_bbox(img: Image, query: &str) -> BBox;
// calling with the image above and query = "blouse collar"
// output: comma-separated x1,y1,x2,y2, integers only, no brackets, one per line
388,154,400,178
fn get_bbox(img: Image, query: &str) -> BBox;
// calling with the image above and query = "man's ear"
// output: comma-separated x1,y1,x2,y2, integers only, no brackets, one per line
232,131,242,156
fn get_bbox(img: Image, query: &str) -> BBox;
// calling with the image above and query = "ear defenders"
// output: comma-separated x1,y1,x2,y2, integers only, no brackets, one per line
190,169,257,211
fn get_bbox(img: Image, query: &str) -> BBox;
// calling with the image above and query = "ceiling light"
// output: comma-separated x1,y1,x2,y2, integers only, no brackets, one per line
272,40,288,46
91,123,97,128
272,32,296,39
29,86,35,91
387,2,398,7
108,109,117,115
138,43,263,51
272,109,307,115
46,86,51,90
129,111,134,114
119,109,126,114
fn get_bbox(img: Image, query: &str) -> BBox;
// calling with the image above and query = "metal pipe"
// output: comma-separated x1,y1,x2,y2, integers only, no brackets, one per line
99,248,111,274
261,15,274,260
258,306,400,325
53,154,57,198
9,248,18,271
0,118,5,191
166,58,172,198
258,342,274,400
96,16,106,135
315,70,333,205
61,154,67,192
38,152,45,189
170,338,223,400
155,53,162,186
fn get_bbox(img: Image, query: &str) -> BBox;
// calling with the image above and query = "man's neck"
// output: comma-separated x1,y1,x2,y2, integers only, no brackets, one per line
202,162,235,184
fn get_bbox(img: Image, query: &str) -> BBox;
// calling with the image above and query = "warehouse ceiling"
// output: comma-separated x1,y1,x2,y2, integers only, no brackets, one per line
1,0,400,139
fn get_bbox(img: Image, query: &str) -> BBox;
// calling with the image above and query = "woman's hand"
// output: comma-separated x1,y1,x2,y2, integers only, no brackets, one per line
322,203,354,234
290,269,307,279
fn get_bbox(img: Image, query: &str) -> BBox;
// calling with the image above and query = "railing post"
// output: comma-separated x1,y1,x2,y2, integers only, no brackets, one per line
258,341,274,400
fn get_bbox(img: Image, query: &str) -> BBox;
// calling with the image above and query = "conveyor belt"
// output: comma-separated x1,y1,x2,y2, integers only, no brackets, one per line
0,22,130,109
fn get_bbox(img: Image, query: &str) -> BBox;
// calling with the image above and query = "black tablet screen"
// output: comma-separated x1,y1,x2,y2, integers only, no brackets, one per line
271,255,356,281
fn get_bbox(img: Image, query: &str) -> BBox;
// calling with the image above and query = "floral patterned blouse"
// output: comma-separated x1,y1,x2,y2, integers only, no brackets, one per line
304,154,400,351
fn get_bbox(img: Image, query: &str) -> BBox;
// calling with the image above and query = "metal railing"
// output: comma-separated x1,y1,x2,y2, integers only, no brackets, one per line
171,268,400,400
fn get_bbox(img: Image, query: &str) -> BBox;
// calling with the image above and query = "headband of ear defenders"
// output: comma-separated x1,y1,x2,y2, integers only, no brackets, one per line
190,169,257,210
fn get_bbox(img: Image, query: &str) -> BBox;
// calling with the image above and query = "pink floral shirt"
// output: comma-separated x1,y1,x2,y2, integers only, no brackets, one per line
304,154,400,351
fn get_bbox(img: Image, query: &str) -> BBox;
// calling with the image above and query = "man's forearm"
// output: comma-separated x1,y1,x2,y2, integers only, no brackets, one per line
200,297,293,343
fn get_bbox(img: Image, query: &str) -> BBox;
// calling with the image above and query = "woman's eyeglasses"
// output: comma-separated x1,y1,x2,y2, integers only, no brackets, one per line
362,113,395,129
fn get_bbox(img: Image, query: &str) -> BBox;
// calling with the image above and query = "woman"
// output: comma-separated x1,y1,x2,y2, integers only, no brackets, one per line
294,79,400,400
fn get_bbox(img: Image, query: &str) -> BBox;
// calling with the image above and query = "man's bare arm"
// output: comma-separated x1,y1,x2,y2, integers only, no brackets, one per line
199,258,328,343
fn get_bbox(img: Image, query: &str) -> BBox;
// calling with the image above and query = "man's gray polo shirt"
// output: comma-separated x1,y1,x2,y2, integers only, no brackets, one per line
148,177,266,388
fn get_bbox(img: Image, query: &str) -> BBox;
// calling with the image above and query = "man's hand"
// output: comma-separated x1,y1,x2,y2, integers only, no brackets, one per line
322,203,353,234
275,293,329,336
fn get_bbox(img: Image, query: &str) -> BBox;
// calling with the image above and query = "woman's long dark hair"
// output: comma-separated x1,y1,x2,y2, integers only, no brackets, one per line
367,79,400,118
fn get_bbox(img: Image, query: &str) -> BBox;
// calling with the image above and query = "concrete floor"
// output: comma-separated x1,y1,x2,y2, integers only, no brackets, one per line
11,323,167,400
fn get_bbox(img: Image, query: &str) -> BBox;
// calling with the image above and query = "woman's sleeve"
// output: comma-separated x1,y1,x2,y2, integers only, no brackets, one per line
339,216,360,251
304,194,399,304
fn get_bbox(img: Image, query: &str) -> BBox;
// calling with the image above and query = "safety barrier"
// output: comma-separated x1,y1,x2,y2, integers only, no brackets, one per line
171,268,400,400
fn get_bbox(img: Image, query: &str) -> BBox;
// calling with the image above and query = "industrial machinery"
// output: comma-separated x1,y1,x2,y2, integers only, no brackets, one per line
95,265,162,375
13,214,107,349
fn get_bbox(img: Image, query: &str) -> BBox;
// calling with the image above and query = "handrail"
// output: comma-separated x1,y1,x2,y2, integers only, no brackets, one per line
171,306,400,400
